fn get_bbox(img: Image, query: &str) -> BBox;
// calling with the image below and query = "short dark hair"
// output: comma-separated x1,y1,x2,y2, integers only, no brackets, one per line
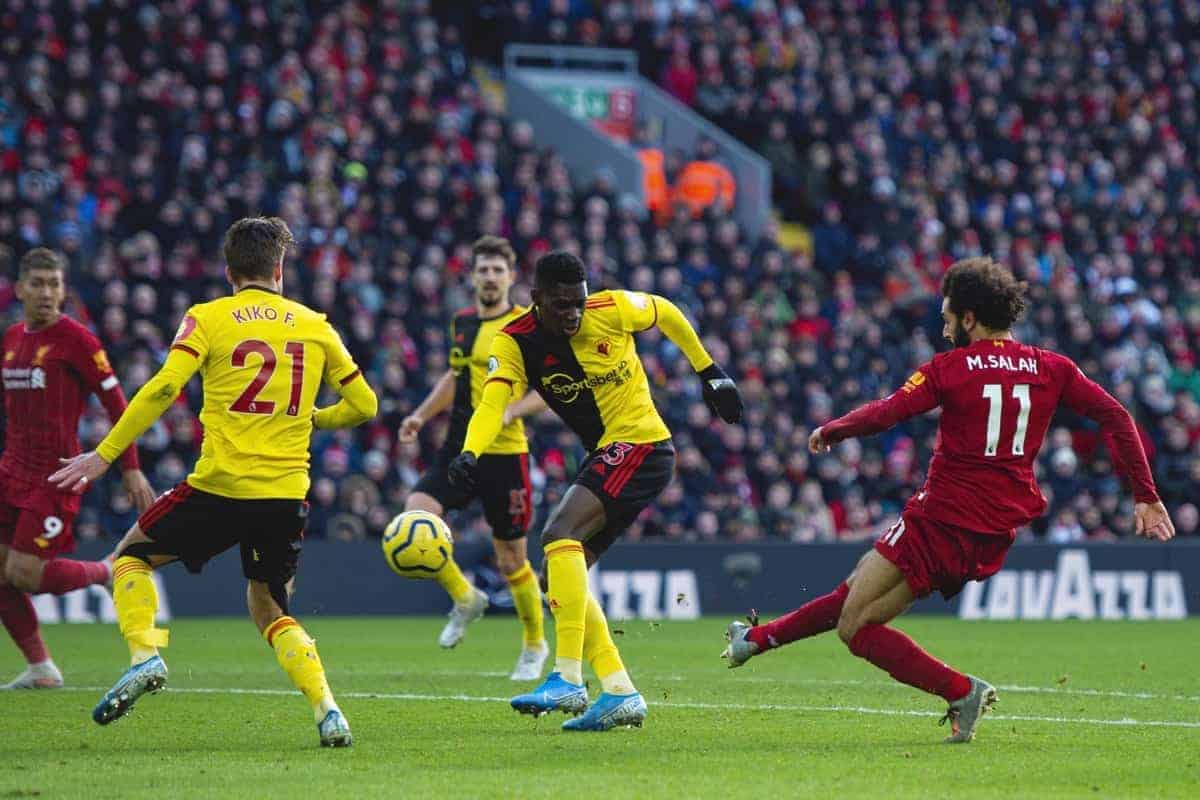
19,247,64,278
222,217,294,281
941,257,1028,331
534,250,586,289
471,235,516,271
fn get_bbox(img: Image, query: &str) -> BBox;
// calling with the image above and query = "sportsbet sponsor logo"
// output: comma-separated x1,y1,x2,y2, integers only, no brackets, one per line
542,361,632,403
958,549,1187,620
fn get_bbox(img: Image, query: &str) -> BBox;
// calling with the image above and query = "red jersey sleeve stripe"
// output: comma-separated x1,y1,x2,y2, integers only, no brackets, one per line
171,343,200,358
485,377,514,387
339,369,362,387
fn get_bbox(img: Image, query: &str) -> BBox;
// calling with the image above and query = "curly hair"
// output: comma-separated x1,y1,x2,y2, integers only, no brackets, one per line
534,250,586,289
941,257,1028,331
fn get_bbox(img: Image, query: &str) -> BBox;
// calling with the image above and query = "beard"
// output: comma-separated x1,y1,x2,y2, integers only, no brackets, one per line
952,319,972,348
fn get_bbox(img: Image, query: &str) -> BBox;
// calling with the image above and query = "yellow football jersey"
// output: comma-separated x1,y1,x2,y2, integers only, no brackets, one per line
169,287,362,499
447,306,527,455
486,290,671,450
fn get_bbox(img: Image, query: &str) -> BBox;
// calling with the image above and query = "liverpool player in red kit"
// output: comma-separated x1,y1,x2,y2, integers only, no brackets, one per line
0,248,155,689
721,257,1174,743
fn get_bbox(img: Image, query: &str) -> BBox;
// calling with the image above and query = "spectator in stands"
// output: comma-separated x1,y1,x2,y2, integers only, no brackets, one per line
3,0,1196,545
671,136,736,219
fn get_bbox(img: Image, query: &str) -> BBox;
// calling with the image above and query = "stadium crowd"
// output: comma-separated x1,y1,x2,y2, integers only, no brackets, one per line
1,0,1197,548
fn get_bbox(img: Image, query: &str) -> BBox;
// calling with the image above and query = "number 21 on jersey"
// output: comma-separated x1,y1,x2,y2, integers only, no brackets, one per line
982,383,1030,457
230,339,305,416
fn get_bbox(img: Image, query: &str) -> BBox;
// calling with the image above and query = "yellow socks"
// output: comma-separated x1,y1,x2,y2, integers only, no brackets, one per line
264,616,338,723
112,556,168,664
584,592,636,695
544,539,588,685
436,559,476,606
505,561,545,647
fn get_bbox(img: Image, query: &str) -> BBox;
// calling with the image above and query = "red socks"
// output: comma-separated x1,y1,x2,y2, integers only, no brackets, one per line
848,623,971,702
748,582,849,650
37,559,110,595
0,585,48,664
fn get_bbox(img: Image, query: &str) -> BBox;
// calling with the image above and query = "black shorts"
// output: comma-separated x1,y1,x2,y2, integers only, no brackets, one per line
412,450,532,540
133,481,308,584
574,440,675,556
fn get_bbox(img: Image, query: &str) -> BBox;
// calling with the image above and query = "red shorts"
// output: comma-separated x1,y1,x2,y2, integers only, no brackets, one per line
0,487,79,559
874,502,1015,600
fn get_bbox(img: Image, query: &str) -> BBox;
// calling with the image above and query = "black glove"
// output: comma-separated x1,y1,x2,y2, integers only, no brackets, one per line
447,451,479,490
698,363,744,424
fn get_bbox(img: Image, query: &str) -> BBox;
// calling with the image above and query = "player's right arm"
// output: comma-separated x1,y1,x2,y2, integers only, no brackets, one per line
812,365,940,452
398,369,455,443
313,321,378,430
1054,354,1174,541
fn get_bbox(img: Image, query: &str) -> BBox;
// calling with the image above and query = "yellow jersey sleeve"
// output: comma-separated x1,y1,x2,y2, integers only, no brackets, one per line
610,290,659,332
484,331,527,395
96,348,200,463
171,307,211,362
319,319,362,389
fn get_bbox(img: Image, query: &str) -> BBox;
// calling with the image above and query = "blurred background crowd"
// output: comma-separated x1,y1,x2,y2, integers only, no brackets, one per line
1,0,1196,548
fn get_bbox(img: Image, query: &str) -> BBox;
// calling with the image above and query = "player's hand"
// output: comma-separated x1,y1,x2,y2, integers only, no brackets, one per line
1134,501,1175,542
122,469,156,513
698,363,744,424
808,426,832,454
502,408,516,427
447,451,478,490
48,451,112,495
397,414,424,444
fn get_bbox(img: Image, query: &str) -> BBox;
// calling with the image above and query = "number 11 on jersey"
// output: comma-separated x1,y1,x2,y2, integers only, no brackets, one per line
982,383,1030,457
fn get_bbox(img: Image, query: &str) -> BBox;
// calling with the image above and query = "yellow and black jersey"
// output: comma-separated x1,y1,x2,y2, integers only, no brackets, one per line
97,286,364,500
485,290,671,451
447,305,528,455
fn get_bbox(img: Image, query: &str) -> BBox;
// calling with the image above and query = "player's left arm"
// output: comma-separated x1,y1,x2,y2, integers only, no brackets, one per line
616,291,744,423
50,347,201,494
1056,355,1174,541
812,365,941,452
313,321,378,429
69,329,156,510
449,332,525,488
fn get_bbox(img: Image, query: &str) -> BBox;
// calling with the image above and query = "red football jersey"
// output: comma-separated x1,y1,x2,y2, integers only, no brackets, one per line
821,338,1158,534
0,316,139,504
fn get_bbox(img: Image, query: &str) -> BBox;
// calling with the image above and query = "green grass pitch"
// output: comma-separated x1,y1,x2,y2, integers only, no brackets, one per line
3,616,1198,798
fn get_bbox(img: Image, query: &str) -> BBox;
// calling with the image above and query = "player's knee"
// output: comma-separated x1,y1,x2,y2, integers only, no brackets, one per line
836,610,862,648
404,492,442,515
494,547,523,576
539,522,580,548
246,580,289,632
4,558,40,593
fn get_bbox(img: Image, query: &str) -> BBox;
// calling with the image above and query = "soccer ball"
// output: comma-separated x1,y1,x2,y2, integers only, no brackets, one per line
381,510,454,579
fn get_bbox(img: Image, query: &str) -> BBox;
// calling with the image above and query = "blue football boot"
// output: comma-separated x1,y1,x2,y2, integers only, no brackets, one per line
510,671,588,717
92,655,168,725
562,691,647,731
318,709,353,748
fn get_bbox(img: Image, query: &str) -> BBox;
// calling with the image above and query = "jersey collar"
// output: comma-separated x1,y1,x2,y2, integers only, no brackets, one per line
236,284,281,296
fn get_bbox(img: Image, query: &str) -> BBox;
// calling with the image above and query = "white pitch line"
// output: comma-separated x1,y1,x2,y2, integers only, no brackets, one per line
383,669,1200,703
62,686,1200,729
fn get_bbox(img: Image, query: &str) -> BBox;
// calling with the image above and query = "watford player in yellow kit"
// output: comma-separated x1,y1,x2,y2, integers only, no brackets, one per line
448,251,743,731
397,236,549,677
50,218,377,748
